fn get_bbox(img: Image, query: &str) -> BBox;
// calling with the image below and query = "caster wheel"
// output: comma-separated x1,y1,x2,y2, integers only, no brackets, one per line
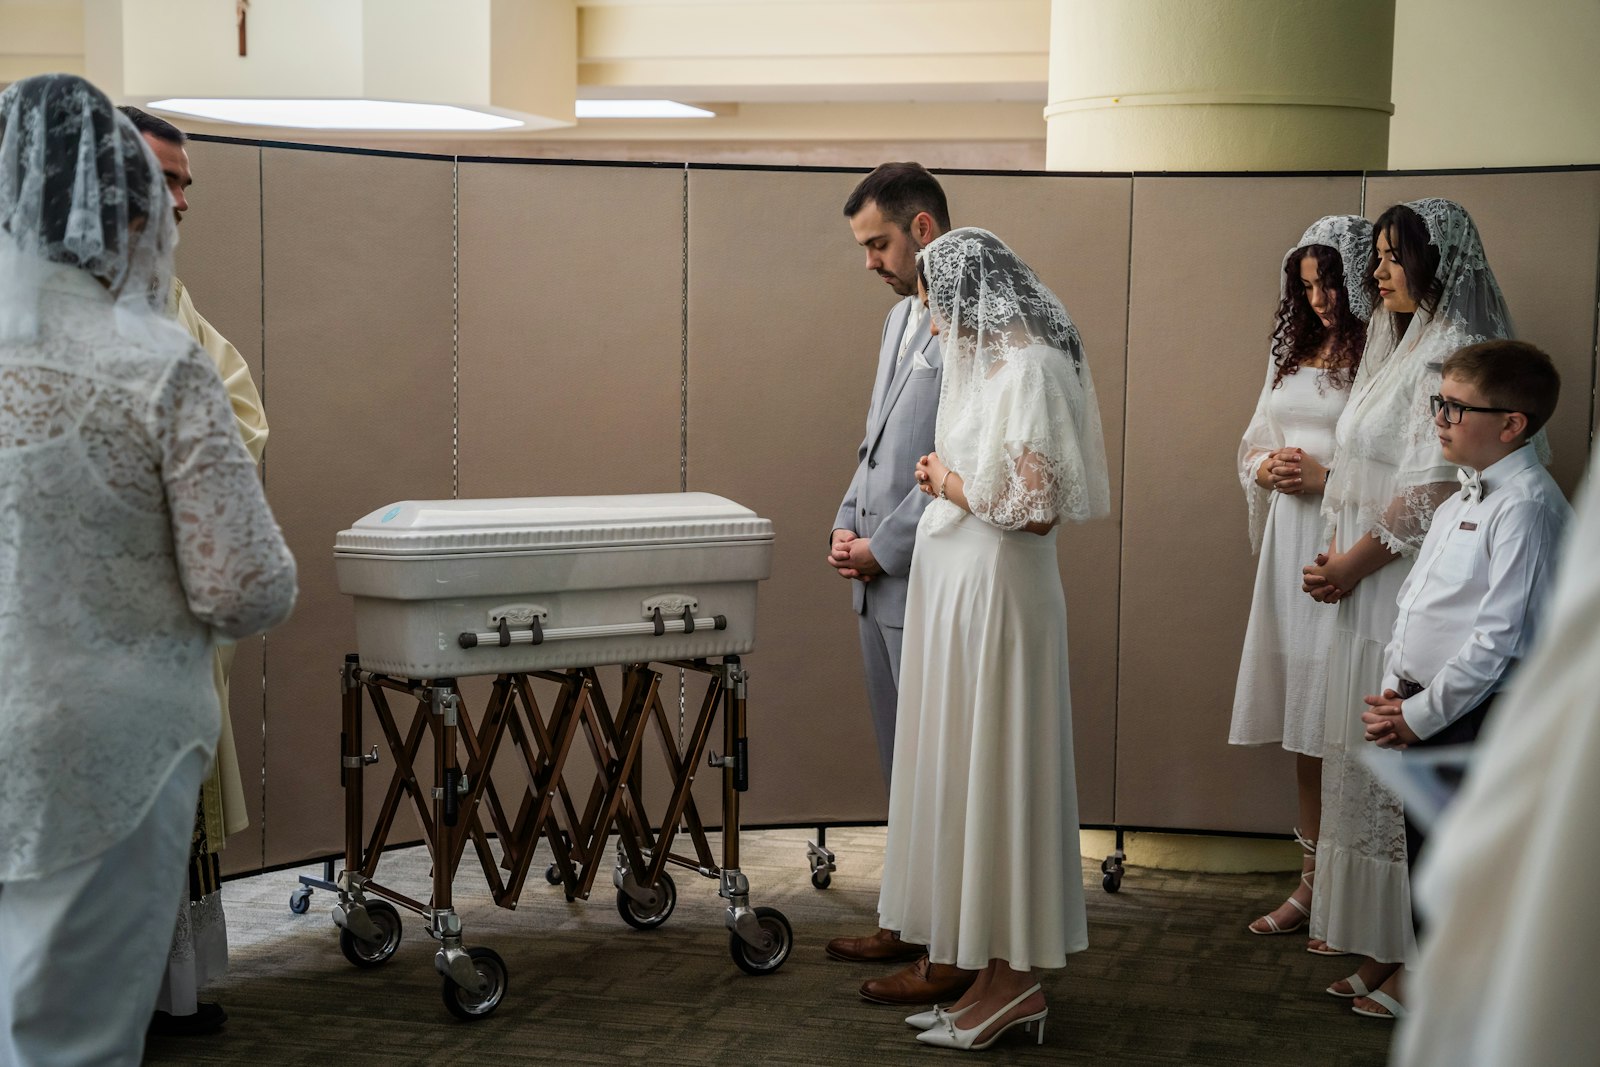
289,887,312,915
729,906,792,976
810,870,831,890
545,864,562,886
441,947,507,1021
339,900,402,968
1102,871,1123,893
616,871,677,930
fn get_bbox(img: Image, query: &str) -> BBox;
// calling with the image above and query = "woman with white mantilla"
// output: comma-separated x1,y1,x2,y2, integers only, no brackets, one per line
1304,198,1516,1018
877,227,1110,1052
1233,215,1371,949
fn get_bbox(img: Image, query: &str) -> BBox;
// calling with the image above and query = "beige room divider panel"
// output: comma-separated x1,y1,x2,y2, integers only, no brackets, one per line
1119,174,1365,832
686,166,907,825
176,138,268,876
259,146,457,868
456,160,686,499
935,172,1132,825
1362,170,1600,496
455,159,693,839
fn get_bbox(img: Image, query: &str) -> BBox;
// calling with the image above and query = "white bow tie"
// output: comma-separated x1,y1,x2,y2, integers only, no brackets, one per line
1458,468,1483,504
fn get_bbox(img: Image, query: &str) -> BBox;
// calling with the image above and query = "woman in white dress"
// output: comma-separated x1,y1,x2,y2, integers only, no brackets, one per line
1304,199,1512,1017
1233,215,1372,946
0,74,297,1066
877,228,1111,1052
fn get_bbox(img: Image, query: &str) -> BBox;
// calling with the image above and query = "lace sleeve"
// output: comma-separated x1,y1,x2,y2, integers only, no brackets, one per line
1238,362,1279,554
148,347,297,638
964,350,1110,531
1373,363,1458,555
1377,479,1459,555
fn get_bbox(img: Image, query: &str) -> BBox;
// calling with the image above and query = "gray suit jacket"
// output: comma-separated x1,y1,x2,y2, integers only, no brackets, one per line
833,297,944,625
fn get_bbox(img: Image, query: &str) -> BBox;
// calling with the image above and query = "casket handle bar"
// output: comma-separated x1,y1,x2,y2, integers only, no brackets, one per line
457,612,726,650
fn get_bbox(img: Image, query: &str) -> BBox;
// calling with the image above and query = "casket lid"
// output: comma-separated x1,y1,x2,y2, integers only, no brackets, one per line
334,493,773,557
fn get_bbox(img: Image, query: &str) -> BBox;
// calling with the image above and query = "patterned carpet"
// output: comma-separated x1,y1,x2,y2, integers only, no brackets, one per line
145,827,1394,1066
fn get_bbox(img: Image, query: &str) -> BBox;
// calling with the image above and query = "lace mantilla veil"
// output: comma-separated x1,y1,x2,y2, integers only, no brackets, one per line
1239,214,1374,552
0,73,176,344
918,227,1110,535
1322,198,1515,555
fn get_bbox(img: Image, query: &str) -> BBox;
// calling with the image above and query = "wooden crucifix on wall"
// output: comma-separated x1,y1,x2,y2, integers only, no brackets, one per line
237,0,250,57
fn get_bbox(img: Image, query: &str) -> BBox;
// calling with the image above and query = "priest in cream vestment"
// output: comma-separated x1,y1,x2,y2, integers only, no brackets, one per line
119,104,271,1032
153,276,269,1027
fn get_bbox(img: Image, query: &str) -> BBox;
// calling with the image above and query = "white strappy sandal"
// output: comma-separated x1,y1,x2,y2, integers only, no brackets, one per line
1352,990,1408,1020
1247,828,1316,935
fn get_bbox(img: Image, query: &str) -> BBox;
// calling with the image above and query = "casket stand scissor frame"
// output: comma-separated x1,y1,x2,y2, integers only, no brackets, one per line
328,650,792,1020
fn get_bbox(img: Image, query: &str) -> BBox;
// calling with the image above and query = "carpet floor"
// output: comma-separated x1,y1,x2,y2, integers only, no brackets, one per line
145,827,1395,1066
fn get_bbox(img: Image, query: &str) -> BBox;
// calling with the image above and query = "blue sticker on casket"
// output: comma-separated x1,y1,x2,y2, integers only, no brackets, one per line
381,506,402,523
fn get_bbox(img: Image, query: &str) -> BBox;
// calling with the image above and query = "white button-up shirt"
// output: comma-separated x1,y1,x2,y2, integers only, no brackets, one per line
895,296,924,366
1382,443,1572,740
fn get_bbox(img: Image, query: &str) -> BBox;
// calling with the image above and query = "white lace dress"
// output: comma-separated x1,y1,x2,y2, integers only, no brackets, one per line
1229,368,1348,755
1308,326,1452,964
0,267,297,883
877,345,1091,971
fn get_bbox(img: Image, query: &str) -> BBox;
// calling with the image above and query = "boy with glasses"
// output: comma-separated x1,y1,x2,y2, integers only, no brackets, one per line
1363,339,1570,816
1351,339,1570,1021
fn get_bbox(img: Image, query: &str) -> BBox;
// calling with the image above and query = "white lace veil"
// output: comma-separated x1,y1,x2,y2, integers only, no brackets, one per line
1238,214,1374,551
1294,214,1375,323
1323,199,1513,554
0,73,176,343
918,227,1110,533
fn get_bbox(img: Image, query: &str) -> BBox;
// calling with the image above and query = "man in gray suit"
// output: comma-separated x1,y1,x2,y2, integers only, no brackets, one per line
824,164,974,1007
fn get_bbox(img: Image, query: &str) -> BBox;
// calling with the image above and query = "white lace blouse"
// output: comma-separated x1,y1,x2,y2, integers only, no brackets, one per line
0,266,297,881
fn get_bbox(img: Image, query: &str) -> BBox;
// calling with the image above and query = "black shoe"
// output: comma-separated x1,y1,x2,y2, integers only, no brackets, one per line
149,1002,227,1036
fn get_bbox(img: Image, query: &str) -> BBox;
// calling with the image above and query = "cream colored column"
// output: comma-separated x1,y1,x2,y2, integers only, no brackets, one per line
1046,0,1395,171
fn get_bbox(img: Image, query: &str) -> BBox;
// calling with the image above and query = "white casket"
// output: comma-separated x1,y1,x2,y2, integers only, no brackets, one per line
334,493,774,677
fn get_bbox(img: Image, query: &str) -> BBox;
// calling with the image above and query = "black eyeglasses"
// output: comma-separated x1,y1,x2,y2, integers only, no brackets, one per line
1429,394,1517,425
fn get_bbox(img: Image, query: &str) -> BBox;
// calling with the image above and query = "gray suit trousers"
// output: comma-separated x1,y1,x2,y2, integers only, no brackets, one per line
858,594,904,795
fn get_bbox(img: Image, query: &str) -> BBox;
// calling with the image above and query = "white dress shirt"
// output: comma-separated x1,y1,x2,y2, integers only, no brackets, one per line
895,297,923,365
1381,443,1571,740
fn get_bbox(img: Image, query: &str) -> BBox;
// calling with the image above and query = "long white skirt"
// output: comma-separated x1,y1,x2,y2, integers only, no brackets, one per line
878,512,1087,972
1308,505,1416,964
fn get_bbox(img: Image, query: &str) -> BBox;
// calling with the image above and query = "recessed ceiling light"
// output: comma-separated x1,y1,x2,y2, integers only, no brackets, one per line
575,100,715,119
147,98,524,131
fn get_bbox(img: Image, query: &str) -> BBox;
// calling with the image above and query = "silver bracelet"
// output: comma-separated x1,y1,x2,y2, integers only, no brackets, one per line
938,471,952,500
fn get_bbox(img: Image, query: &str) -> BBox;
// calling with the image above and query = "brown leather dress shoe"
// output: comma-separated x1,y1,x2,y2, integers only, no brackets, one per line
825,928,927,963
859,954,977,1005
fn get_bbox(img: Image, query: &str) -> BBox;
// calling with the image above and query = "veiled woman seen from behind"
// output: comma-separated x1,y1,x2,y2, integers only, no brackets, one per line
0,73,297,1067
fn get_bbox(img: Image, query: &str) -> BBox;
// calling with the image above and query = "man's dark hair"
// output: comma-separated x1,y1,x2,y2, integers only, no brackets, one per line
1443,339,1562,439
117,104,187,145
843,162,950,232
